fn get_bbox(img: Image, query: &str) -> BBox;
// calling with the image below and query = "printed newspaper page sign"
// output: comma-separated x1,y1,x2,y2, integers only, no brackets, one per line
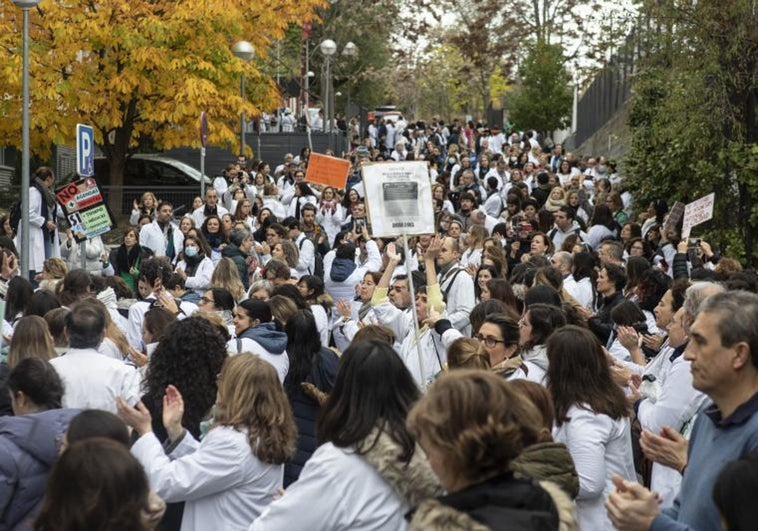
362,162,435,238
55,178,115,243
681,193,715,239
305,152,351,189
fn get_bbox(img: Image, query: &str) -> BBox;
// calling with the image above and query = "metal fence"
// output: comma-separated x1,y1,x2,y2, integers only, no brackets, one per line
574,27,644,147
100,185,200,218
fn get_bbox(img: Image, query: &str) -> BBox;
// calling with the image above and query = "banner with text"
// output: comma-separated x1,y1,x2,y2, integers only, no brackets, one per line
362,162,435,238
55,178,115,242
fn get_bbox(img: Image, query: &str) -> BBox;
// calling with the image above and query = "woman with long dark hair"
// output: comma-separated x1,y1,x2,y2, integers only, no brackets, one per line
586,203,618,250
252,340,441,530
547,326,635,530
112,227,152,296
518,303,567,385
35,439,160,531
282,310,339,486
297,275,333,347
174,234,214,303
201,215,226,264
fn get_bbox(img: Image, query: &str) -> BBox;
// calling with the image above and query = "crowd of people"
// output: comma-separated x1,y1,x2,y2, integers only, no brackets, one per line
1,119,757,531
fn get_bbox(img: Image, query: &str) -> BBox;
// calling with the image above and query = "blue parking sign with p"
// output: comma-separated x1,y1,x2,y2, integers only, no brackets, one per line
76,124,94,177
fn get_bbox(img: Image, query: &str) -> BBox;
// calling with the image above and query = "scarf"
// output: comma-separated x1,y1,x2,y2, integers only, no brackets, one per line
183,251,203,276
33,177,57,208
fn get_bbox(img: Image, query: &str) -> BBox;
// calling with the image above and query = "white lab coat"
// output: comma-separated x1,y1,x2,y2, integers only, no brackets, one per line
637,352,707,507
553,404,636,531
250,442,409,531
60,234,106,274
15,186,61,273
438,264,475,336
139,220,184,259
49,347,141,413
192,204,229,229
175,256,215,295
132,426,283,531
324,241,382,316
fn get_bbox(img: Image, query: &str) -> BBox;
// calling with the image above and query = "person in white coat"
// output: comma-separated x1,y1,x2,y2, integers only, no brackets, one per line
139,201,184,261
547,326,636,531
50,300,141,413
370,243,446,388
250,340,442,531
173,234,214,298
429,236,475,336
119,353,297,531
192,188,229,229
60,230,108,275
518,304,567,385
16,167,61,278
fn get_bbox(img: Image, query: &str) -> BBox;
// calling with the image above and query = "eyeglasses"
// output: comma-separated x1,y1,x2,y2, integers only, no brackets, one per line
199,296,214,305
475,334,506,348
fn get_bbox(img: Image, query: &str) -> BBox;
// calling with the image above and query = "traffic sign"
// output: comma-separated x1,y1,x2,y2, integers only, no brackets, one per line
76,124,94,177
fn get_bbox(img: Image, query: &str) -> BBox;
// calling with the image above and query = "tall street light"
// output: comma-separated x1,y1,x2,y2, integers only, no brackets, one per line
13,0,41,278
320,39,337,147
341,41,358,147
232,40,255,158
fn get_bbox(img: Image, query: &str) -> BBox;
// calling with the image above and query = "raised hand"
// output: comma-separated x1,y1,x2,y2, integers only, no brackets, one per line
162,385,185,442
116,398,153,436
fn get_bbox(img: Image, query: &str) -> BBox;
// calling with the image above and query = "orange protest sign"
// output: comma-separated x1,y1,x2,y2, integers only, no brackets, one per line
305,152,351,189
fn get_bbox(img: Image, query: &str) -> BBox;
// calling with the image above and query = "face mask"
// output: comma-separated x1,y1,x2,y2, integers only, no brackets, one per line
448,158,456,164
185,246,198,258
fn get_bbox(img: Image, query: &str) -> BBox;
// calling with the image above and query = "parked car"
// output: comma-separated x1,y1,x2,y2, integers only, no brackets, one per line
93,154,211,216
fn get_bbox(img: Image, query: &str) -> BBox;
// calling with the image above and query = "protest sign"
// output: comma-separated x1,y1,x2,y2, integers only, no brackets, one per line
55,178,115,242
362,162,435,238
681,193,715,239
305,152,351,189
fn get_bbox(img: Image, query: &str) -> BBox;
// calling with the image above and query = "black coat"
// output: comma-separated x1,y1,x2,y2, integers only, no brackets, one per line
221,243,249,290
588,291,626,345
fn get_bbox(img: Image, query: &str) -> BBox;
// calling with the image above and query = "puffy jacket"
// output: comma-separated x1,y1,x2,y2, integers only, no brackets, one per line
0,408,79,530
283,347,339,487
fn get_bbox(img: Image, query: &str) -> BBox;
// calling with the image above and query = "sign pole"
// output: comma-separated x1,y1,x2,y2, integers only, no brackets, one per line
200,112,208,199
402,232,426,390
75,124,95,271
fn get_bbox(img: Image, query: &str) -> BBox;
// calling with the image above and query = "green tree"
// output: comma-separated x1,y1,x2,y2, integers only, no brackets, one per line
624,0,758,265
508,39,572,135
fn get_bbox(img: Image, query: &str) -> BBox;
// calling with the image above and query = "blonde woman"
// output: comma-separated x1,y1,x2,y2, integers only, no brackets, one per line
7,315,56,367
38,257,68,293
119,354,297,531
460,225,488,271
211,257,247,302
130,191,158,225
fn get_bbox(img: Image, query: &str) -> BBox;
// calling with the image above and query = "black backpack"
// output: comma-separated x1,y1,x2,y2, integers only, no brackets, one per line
299,237,324,278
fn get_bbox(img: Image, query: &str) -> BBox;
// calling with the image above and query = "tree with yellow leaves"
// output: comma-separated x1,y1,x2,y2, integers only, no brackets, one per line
0,0,325,211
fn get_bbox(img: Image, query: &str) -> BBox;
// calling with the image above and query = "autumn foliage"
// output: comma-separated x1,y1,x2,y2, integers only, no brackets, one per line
0,0,325,170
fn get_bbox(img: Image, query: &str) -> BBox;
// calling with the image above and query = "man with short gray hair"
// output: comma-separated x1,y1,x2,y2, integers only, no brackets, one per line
607,290,758,531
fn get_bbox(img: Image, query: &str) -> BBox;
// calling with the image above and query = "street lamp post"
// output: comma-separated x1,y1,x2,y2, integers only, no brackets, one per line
13,0,41,278
232,41,255,159
341,41,357,151
319,39,337,149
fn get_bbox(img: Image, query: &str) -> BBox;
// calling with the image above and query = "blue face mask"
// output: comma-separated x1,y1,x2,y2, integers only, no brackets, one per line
184,246,198,258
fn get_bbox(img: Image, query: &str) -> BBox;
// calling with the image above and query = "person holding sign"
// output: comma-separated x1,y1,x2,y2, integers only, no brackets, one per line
370,242,446,387
17,167,61,280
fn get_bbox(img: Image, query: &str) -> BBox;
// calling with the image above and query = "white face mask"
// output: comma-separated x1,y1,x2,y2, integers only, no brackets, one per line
184,246,198,258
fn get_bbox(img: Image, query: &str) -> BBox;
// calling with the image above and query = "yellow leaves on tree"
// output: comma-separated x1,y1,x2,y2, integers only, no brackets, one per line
0,0,326,161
